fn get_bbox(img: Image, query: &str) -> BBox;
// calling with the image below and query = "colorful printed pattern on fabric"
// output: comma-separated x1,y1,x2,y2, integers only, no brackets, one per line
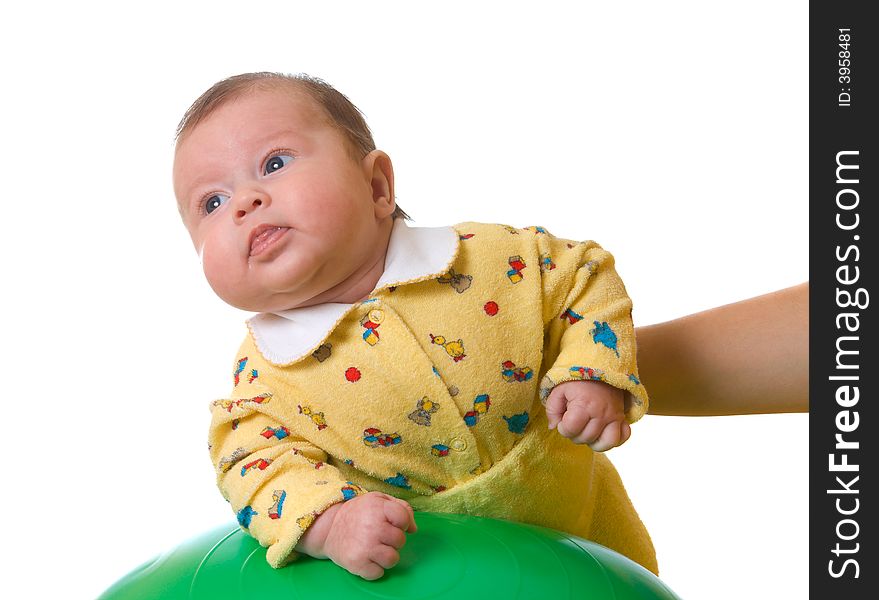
590,321,620,357
361,309,384,346
341,482,365,500
408,397,439,426
501,360,533,383
237,506,257,529
463,394,491,426
385,473,411,489
437,268,473,293
503,411,530,434
312,344,332,362
539,253,556,272
213,393,272,413
507,255,526,283
241,458,272,477
560,307,583,324
570,366,605,381
261,426,291,440
298,405,327,430
429,333,466,362
431,444,450,457
268,490,287,519
233,357,248,386
363,428,402,447
218,447,248,473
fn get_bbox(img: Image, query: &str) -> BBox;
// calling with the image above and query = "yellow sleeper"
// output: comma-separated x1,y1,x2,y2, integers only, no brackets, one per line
207,221,656,573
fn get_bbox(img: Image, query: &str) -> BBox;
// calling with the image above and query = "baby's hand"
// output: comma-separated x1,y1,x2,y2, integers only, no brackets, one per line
320,492,417,580
544,380,631,452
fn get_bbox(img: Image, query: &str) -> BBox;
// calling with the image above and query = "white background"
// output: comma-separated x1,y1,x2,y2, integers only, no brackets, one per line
1,2,808,598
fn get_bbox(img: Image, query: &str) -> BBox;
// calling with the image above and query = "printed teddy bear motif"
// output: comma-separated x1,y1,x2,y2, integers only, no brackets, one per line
436,268,473,293
408,396,440,426
312,344,332,362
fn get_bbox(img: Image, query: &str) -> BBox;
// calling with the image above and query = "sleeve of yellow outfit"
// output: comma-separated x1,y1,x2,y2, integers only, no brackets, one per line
535,232,649,422
207,341,365,568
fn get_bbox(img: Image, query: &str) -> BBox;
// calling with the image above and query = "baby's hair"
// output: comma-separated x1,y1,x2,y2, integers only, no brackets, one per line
176,71,408,220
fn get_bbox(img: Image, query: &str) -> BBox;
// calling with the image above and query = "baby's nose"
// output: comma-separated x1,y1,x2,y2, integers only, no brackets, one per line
233,191,270,220
236,197,262,219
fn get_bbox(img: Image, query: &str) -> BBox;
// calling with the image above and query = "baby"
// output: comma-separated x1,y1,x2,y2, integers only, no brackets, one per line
173,72,656,580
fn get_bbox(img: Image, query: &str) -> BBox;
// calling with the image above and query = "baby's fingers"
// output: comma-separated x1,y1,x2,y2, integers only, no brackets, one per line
352,561,386,581
380,524,407,549
568,417,605,445
589,421,630,453
544,387,568,430
370,544,401,570
383,498,417,533
556,401,592,439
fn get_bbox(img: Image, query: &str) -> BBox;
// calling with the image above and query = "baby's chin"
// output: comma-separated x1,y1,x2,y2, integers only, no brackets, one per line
223,296,302,314
219,289,326,314
209,285,283,314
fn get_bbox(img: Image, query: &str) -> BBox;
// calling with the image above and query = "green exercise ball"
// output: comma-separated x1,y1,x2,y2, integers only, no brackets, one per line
98,512,681,599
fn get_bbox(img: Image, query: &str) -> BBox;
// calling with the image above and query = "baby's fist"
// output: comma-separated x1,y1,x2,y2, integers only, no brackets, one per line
545,380,631,452
322,492,417,580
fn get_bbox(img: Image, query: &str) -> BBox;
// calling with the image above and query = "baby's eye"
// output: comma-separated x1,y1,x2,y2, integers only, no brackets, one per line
203,194,229,215
264,154,294,175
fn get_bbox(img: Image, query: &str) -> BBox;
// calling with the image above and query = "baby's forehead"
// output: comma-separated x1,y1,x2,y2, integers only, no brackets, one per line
251,82,331,123
185,83,330,143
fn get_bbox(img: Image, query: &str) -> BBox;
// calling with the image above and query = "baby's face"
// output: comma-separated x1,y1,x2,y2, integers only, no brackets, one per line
174,87,392,312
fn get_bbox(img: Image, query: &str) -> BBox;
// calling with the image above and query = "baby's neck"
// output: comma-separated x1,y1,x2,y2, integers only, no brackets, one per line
293,218,393,309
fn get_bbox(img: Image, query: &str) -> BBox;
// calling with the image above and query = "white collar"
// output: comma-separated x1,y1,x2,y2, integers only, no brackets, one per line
246,219,460,365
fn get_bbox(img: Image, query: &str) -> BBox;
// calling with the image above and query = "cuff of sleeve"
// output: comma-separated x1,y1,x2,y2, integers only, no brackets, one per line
539,365,649,423
263,482,367,568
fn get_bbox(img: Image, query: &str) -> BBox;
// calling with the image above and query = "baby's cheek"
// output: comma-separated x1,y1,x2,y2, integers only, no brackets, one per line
201,242,249,306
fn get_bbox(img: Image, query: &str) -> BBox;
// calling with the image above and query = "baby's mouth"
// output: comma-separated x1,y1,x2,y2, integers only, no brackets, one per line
249,225,289,257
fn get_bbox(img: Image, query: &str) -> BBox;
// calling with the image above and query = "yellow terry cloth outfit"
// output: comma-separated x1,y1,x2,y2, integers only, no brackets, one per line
208,221,657,573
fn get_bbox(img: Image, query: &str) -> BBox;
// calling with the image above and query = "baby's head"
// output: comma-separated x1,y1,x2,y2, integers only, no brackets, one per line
173,72,406,313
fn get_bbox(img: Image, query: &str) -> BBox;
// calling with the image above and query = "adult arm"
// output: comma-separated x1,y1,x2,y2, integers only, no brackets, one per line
636,282,808,416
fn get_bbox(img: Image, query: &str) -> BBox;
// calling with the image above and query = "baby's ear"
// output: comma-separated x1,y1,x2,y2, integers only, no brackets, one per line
363,150,396,218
